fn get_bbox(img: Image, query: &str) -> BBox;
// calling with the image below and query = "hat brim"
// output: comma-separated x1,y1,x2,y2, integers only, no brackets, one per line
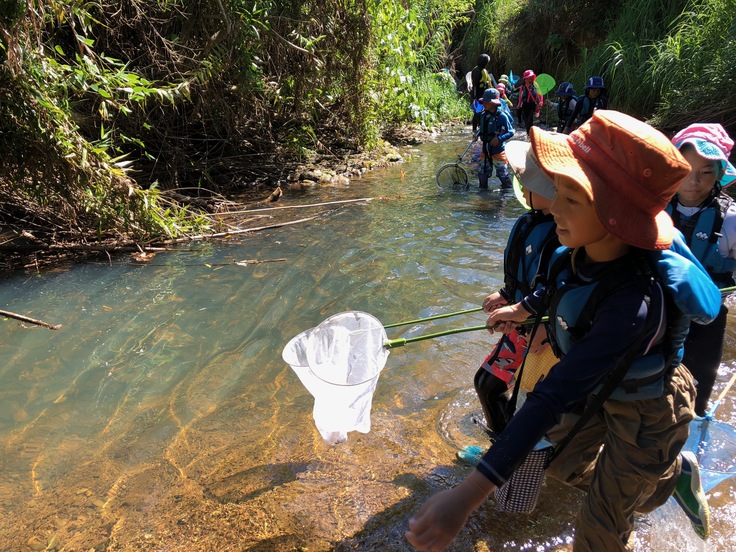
722,161,736,188
531,127,674,250
675,137,736,188
480,99,501,106
505,140,556,200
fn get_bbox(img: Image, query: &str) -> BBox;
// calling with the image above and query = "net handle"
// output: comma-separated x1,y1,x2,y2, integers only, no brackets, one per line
457,134,476,163
384,316,549,349
384,306,483,328
705,369,736,420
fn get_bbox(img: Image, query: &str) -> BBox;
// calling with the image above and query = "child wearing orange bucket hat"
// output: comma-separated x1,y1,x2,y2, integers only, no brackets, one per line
406,111,721,551
666,123,736,416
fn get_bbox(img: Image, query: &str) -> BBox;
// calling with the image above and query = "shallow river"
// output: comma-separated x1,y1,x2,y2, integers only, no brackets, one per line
1,127,735,551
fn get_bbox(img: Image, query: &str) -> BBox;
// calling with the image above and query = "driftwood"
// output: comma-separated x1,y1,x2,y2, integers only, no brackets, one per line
132,258,287,267
211,196,382,215
163,216,317,243
0,309,61,330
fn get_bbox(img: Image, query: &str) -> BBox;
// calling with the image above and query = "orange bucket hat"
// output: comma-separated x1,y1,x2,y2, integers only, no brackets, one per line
531,110,690,250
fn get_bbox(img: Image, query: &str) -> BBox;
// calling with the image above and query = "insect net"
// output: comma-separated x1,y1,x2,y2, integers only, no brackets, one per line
282,311,389,444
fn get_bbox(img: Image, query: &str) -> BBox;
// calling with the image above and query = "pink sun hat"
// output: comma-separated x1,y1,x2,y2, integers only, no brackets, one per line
671,123,736,188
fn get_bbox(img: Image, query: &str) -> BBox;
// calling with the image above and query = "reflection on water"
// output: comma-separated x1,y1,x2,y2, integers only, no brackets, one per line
0,128,734,551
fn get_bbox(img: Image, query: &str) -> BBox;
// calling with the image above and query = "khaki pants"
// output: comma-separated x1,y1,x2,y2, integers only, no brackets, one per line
545,364,695,551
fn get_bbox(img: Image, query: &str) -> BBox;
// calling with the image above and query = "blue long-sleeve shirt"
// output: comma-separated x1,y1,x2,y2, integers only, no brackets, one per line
475,236,722,487
476,253,659,485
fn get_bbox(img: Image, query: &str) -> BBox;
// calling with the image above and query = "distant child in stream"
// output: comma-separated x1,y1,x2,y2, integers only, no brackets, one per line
564,76,607,134
667,123,736,416
515,69,544,137
548,81,577,133
472,88,514,189
468,54,495,133
457,140,559,466
406,110,721,551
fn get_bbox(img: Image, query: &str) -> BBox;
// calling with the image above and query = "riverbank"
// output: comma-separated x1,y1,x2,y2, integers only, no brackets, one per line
0,123,455,275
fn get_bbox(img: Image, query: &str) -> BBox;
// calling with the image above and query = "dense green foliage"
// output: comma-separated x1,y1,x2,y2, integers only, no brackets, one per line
462,0,736,133
0,0,470,251
1,0,735,258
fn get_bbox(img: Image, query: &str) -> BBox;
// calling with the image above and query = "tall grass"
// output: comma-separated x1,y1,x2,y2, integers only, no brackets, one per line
464,0,736,138
366,0,473,133
648,0,736,133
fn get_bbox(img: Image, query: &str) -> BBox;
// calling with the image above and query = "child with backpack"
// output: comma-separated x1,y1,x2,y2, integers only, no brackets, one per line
564,76,607,134
468,54,495,132
472,88,515,189
548,81,577,133
406,110,721,551
667,123,736,416
515,69,544,137
456,140,558,465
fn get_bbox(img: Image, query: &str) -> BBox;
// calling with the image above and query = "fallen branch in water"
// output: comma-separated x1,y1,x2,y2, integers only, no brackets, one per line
0,309,61,330
132,258,287,267
210,196,383,215
164,216,317,243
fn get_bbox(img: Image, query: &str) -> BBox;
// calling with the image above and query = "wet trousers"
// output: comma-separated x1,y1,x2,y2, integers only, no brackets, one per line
477,150,512,189
682,303,728,416
544,364,696,551
518,102,536,134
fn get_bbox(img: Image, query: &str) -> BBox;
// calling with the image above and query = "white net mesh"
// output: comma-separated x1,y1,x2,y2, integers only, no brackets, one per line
283,312,389,444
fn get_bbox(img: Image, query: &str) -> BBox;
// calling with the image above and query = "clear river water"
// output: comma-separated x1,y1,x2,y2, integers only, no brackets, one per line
1,127,735,551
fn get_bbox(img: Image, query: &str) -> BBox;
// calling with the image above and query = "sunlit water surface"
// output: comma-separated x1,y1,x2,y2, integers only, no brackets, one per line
1,128,735,551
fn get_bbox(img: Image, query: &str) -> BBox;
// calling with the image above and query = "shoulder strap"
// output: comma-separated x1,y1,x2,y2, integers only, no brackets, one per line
545,315,650,467
544,253,654,466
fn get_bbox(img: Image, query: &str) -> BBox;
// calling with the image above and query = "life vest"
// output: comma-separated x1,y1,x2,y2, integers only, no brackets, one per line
666,194,736,287
471,67,492,100
517,83,542,108
478,110,501,142
557,97,575,122
503,211,558,303
544,248,669,401
575,94,607,124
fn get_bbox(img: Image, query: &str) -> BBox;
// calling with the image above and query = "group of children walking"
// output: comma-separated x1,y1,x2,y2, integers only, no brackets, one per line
467,55,609,192
407,69,736,549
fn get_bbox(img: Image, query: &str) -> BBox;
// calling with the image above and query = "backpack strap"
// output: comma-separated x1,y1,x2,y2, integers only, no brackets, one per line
544,252,656,467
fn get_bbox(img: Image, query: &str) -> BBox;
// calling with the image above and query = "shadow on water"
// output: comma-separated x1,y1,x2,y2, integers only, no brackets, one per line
0,126,734,551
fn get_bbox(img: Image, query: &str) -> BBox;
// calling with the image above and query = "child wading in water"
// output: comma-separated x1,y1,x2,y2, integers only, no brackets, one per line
515,69,544,137
550,81,577,133
473,88,514,189
406,110,721,551
469,54,494,132
667,123,736,416
457,140,558,463
564,76,607,134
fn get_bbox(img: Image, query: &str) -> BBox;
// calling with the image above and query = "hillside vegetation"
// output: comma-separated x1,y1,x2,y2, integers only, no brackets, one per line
1,0,734,269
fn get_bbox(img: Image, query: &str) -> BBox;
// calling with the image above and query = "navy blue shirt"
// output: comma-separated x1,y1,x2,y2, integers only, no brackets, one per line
476,250,663,486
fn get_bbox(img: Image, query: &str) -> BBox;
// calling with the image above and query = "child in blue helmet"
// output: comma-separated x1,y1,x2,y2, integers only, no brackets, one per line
564,76,607,134
548,81,577,133
473,88,515,189
667,123,736,416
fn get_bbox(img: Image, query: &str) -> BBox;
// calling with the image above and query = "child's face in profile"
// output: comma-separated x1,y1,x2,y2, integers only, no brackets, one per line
678,147,719,207
550,176,607,250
